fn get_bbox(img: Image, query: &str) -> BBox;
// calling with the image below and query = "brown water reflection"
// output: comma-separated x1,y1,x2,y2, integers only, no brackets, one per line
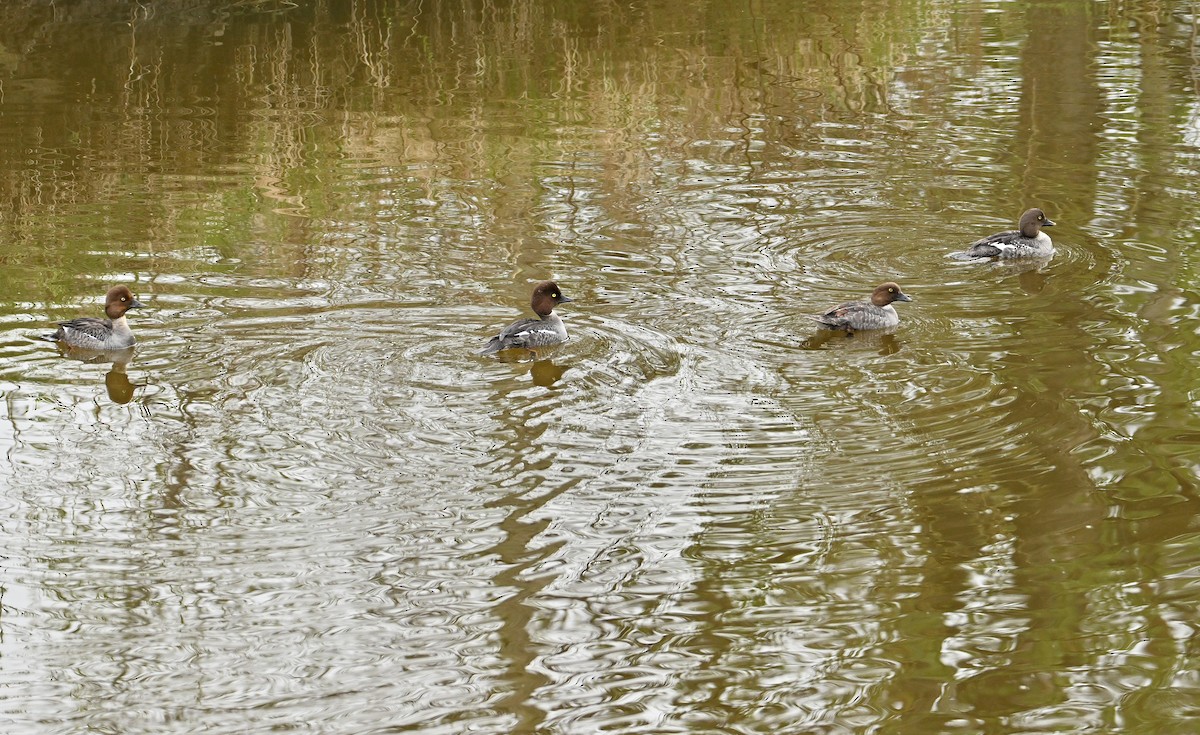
1,0,1199,733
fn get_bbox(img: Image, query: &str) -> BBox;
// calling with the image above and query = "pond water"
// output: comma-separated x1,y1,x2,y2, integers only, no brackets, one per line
1,0,1199,732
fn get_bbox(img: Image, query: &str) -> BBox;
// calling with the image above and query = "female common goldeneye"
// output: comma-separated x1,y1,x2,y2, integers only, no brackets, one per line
40,285,144,350
479,280,572,355
812,282,913,332
965,208,1055,258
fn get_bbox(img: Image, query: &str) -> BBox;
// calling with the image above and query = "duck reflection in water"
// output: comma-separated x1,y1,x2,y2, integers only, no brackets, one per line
1016,264,1050,294
949,255,1052,295
493,348,569,387
801,329,902,356
53,345,139,404
529,358,567,387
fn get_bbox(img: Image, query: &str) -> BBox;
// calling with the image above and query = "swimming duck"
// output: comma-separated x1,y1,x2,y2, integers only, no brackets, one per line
965,208,1055,259
480,281,572,355
812,282,913,332
40,285,144,350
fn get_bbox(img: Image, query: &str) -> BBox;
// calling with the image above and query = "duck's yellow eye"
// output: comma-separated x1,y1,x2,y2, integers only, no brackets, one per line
888,287,895,293
552,293,559,298
121,296,127,301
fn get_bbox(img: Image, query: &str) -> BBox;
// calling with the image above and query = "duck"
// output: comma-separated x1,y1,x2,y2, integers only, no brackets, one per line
965,208,1055,258
812,282,913,332
40,285,144,350
480,280,572,355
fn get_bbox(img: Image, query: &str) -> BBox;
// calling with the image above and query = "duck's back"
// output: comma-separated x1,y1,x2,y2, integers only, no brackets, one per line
49,316,135,349
480,314,566,354
815,302,898,331
966,230,1052,259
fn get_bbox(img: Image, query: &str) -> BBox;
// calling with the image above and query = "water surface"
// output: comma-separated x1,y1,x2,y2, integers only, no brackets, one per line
1,1,1199,733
